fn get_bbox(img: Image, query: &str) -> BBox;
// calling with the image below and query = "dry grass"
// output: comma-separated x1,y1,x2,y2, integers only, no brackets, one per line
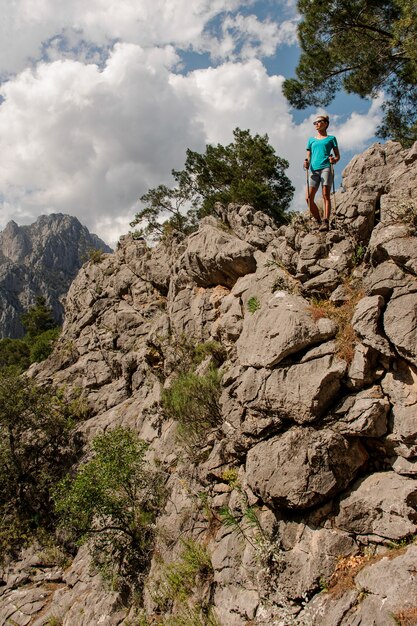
392,607,417,626
326,554,374,597
308,280,364,363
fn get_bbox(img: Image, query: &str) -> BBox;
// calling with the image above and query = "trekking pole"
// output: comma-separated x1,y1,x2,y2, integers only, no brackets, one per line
331,162,337,214
305,162,310,217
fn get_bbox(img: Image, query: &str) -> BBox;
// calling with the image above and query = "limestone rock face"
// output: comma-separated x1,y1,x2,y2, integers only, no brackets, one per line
246,427,367,509
6,141,417,626
335,472,417,540
0,214,111,338
236,292,337,368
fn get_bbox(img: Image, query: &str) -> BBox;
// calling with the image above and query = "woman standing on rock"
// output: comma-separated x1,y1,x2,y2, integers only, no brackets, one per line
304,114,340,231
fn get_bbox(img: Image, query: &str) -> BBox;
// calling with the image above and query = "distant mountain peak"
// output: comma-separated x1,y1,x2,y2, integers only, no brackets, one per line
0,213,112,338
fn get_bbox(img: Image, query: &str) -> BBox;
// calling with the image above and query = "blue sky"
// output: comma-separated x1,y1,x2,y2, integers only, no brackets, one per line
0,0,382,245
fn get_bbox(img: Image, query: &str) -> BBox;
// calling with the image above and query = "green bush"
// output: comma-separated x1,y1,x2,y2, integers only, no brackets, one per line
161,367,222,439
29,327,61,363
0,338,30,370
54,427,165,592
155,539,213,607
0,369,80,561
151,540,219,626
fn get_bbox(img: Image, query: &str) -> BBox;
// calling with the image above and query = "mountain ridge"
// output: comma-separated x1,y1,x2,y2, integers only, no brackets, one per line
0,213,111,338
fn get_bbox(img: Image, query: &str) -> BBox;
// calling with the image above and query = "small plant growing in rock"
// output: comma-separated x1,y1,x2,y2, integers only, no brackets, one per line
54,427,165,594
218,478,282,579
247,296,261,313
352,243,367,266
308,280,364,363
151,539,219,625
161,367,222,442
194,340,227,366
383,197,417,233
46,616,63,626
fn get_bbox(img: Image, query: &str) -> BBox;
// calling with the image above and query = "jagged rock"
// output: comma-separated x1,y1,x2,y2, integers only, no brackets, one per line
392,456,417,476
236,292,337,368
235,350,346,424
382,360,417,458
0,214,111,337
296,233,327,274
6,141,417,626
363,260,411,299
178,222,257,288
384,292,417,366
368,222,417,273
246,427,367,509
347,343,381,389
352,295,393,357
217,203,279,250
278,524,357,599
298,545,417,626
302,268,339,293
335,472,417,540
331,386,389,437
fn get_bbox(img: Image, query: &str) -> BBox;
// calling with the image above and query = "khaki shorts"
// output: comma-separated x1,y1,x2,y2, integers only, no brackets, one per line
309,167,333,188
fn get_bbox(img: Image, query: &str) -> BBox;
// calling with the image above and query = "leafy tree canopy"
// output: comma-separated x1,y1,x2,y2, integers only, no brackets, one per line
0,369,81,560
283,0,417,146
21,296,58,338
0,298,61,373
131,128,294,240
54,427,165,589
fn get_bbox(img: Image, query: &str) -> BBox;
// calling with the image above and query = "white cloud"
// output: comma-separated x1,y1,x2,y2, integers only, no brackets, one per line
0,0,383,246
209,13,298,61
335,96,384,151
0,0,254,74
0,43,206,244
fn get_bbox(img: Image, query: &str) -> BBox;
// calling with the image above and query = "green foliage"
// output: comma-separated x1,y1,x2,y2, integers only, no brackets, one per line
155,539,213,607
0,338,30,370
193,340,227,366
247,296,261,313
54,427,165,591
88,248,105,263
352,244,367,266
21,296,58,339
283,0,417,146
176,128,294,221
45,616,63,626
131,128,294,240
0,369,80,561
151,540,218,626
29,327,61,363
161,367,222,440
0,297,62,371
130,185,198,242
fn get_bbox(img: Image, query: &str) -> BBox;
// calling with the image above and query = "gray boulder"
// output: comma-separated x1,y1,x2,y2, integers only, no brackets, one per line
246,426,367,509
335,472,417,541
179,222,256,288
384,292,417,366
236,292,337,368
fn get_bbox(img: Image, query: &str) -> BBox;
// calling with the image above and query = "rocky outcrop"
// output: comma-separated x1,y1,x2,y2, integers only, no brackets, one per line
2,141,417,625
0,214,111,338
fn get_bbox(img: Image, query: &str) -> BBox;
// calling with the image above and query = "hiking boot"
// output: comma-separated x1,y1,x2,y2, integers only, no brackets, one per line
319,219,329,232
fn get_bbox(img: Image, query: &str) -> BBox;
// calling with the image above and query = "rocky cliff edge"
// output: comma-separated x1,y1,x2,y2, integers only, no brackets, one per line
2,141,417,626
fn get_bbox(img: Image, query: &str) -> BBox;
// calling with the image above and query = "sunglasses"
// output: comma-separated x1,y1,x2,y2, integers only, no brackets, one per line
313,120,324,125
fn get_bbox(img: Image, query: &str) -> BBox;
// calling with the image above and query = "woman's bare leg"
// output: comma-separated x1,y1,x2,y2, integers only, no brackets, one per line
306,185,321,222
